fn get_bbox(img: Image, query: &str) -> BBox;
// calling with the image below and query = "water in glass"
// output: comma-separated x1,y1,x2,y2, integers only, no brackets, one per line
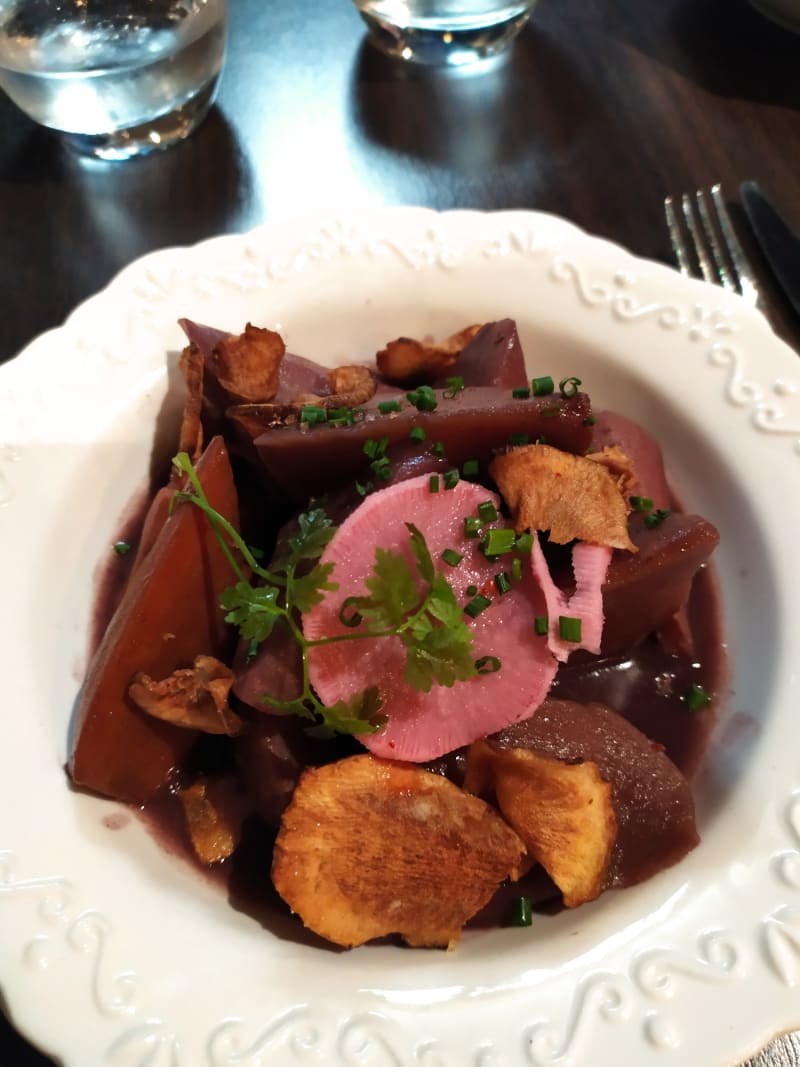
0,0,227,159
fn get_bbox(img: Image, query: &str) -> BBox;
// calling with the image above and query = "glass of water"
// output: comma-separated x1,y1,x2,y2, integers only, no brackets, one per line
0,0,227,160
351,0,539,65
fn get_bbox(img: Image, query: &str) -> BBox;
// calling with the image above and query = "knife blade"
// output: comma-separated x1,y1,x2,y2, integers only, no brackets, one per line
740,180,800,320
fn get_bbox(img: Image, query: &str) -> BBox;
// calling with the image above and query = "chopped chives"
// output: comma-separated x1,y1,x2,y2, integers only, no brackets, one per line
559,376,582,398
409,425,427,442
515,532,534,553
475,655,501,674
478,500,498,523
482,528,516,555
531,376,554,396
441,548,463,567
558,615,582,642
512,387,531,399
685,683,712,711
465,584,478,597
462,458,480,478
433,441,445,457
406,385,438,412
339,597,363,628
464,516,481,538
300,404,327,425
511,557,523,582
509,432,529,447
630,495,654,512
645,508,671,528
583,414,597,427
113,541,132,556
464,594,492,618
246,638,260,663
494,572,511,595
355,480,372,497
534,615,548,636
429,474,440,493
443,375,465,398
510,895,533,927
363,436,388,459
541,403,561,418
443,468,460,490
378,399,402,414
328,407,355,427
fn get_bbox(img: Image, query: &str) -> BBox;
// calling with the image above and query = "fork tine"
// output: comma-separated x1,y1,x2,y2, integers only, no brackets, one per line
695,189,738,294
681,193,716,285
664,195,693,277
710,184,760,308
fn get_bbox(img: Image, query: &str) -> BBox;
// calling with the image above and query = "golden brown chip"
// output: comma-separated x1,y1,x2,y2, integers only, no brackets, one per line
376,324,482,384
272,754,525,949
490,444,636,551
176,344,205,463
210,323,285,404
585,445,637,496
464,742,617,908
128,655,242,736
326,364,377,406
177,779,240,865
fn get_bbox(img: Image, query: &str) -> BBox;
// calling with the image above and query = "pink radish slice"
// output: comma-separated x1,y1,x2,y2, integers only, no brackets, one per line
530,535,611,662
303,475,557,762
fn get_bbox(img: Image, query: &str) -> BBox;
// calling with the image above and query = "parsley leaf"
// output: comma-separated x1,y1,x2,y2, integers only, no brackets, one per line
359,547,421,631
290,561,338,613
305,686,386,738
406,522,435,585
219,581,281,643
275,508,337,570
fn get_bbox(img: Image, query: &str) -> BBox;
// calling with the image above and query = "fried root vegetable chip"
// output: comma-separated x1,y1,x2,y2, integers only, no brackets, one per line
210,323,286,404
177,779,240,865
376,325,482,384
129,655,243,736
272,754,525,948
464,741,617,908
490,444,636,551
177,344,205,462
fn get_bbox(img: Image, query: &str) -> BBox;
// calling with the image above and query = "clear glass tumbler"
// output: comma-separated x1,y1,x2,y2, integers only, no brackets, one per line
351,0,539,65
0,0,227,160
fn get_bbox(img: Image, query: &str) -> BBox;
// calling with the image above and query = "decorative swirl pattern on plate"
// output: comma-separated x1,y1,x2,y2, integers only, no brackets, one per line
633,930,741,1000
67,910,139,1016
207,1010,322,1065
106,1021,181,1067
525,972,633,1065
763,907,800,988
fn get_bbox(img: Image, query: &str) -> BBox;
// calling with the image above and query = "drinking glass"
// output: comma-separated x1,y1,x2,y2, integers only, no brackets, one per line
0,0,227,160
351,0,539,65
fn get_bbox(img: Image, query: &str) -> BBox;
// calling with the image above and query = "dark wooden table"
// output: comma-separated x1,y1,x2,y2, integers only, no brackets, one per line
1,0,798,1062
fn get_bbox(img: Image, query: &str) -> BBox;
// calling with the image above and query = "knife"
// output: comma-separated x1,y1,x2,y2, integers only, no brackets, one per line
740,180,800,320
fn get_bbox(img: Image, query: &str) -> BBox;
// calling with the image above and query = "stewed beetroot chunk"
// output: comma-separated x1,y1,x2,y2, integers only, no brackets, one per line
491,698,699,887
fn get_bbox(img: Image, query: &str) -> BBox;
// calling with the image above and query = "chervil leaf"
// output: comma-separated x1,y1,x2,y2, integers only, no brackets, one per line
403,625,477,692
219,581,281,643
262,693,317,721
359,546,421,631
405,522,435,584
275,507,337,570
290,561,338,614
307,686,386,738
426,573,470,630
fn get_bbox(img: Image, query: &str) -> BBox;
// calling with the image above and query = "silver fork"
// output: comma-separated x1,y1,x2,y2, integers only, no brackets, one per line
664,184,764,313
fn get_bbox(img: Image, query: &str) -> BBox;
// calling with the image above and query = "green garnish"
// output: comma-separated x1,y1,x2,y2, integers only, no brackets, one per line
113,541,132,556
478,500,498,523
511,557,523,582
300,404,327,425
409,426,427,443
363,436,391,482
465,584,478,597
559,376,581,398
684,684,712,711
441,548,463,567
443,468,460,490
462,458,480,478
482,528,516,556
534,616,548,636
512,387,531,399
464,594,492,618
171,453,479,734
378,399,402,414
433,441,445,458
630,495,654,512
583,415,597,427
327,407,356,427
558,615,582,642
406,385,438,412
531,376,554,396
514,532,534,553
509,432,529,447
644,508,671,528
494,572,511,595
541,403,561,418
475,655,501,674
464,516,481,539
510,895,533,927
429,474,440,493
443,376,465,398
355,479,372,497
